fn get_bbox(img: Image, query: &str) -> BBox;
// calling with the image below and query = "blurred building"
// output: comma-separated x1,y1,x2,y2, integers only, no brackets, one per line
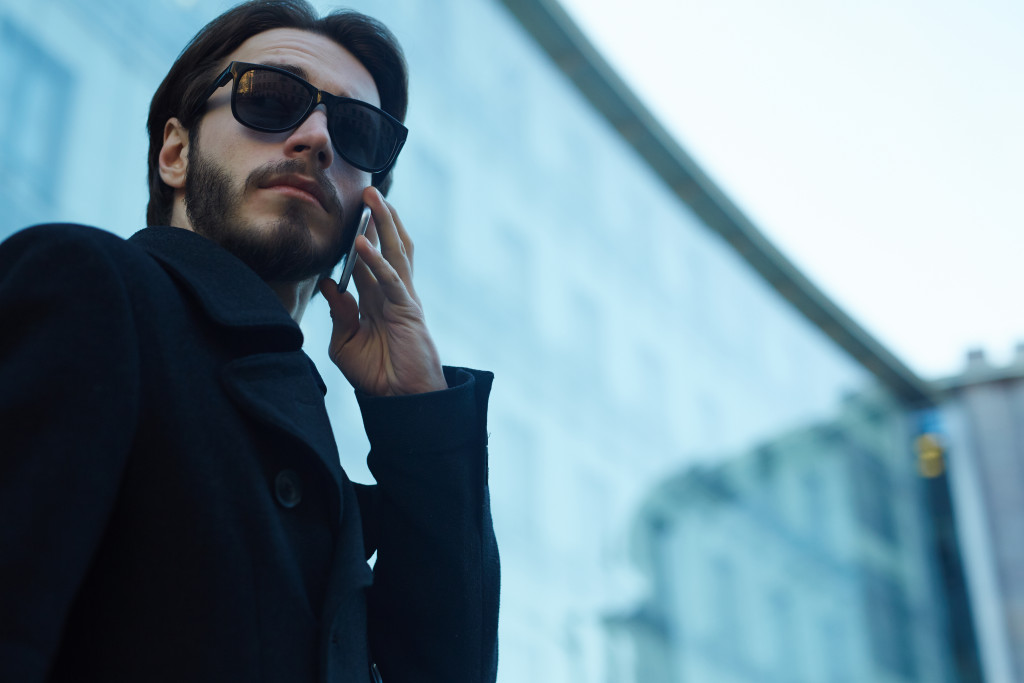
0,0,992,681
933,348,1024,683
614,388,963,682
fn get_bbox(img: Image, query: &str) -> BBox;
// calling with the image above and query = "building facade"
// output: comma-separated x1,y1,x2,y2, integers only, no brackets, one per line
0,0,982,681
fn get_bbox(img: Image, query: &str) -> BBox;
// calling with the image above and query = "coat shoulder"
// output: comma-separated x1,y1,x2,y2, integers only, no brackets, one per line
2,223,144,263
1,223,169,296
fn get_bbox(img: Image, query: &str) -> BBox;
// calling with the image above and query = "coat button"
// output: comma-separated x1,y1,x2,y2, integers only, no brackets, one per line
274,469,303,508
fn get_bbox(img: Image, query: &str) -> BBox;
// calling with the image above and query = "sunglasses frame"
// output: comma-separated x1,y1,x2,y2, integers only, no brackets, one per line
197,61,407,176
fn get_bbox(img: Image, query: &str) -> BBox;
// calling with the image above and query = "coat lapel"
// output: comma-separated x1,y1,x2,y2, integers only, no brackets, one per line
220,352,340,465
129,226,344,482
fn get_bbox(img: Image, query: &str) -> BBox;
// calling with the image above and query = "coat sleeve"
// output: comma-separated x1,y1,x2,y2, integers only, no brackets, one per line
0,225,139,682
356,367,499,682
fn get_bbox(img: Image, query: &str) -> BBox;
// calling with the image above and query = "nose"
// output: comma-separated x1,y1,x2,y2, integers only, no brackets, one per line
284,106,334,170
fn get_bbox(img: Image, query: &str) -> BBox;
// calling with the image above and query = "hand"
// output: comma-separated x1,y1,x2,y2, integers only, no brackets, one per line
318,187,447,396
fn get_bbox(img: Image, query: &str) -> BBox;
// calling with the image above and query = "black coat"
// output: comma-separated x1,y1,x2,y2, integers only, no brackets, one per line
0,224,499,682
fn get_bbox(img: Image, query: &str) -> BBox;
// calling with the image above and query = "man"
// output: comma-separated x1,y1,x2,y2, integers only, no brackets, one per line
0,2,499,681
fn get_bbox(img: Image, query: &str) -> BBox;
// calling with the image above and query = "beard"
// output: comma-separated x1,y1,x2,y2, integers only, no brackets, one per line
183,145,353,284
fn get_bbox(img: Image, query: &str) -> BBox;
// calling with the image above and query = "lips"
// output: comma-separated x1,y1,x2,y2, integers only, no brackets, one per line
260,174,328,211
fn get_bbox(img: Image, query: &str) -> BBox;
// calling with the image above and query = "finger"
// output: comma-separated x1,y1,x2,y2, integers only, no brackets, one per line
364,215,380,249
384,198,415,269
350,253,382,312
380,201,422,307
373,196,422,307
364,188,412,284
361,188,381,248
354,235,416,306
318,277,360,350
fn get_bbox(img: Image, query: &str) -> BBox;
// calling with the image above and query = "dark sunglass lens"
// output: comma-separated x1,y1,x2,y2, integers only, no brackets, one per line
234,69,310,130
329,103,398,171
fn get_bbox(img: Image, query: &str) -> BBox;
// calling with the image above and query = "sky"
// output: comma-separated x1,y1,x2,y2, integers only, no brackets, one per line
558,0,1024,380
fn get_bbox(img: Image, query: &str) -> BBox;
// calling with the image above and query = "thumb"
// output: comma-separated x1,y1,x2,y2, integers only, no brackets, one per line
318,277,360,357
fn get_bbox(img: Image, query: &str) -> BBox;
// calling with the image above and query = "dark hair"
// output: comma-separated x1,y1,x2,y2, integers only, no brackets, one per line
146,0,408,226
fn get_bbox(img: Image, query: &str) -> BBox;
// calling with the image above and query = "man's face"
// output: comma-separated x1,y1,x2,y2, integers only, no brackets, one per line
181,28,378,283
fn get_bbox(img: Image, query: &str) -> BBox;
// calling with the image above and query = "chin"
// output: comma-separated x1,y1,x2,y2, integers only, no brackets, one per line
220,205,347,283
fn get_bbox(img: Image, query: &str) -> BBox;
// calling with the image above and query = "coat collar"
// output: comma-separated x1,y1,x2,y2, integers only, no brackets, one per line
129,226,303,347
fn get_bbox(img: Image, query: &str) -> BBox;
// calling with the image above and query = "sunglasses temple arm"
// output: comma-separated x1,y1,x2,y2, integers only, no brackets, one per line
193,68,235,118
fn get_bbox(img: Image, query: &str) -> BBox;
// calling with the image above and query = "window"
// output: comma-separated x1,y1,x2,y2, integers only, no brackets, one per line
862,569,918,679
848,445,899,545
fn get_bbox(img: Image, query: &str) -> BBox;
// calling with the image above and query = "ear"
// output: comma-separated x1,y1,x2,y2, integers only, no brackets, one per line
158,118,190,189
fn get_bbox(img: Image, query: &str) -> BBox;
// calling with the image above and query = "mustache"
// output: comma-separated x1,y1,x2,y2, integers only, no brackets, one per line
244,159,342,214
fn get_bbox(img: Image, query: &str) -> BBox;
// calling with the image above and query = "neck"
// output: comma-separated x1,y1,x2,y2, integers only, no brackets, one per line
269,277,318,323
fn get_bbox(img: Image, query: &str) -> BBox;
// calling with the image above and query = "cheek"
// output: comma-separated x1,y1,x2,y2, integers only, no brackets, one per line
330,167,371,203
194,128,243,181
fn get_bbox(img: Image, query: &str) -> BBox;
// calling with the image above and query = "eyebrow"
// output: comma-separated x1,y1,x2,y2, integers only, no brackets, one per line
262,62,310,81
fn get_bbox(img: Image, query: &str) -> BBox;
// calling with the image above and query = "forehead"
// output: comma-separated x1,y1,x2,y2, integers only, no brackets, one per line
226,28,380,107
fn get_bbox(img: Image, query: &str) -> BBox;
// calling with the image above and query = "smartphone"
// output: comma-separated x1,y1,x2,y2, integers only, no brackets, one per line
336,205,372,293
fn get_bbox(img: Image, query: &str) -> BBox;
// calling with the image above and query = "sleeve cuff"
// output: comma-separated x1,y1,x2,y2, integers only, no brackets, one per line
356,367,493,455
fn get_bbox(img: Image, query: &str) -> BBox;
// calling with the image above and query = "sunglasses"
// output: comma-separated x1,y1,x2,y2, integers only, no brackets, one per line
198,61,407,175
